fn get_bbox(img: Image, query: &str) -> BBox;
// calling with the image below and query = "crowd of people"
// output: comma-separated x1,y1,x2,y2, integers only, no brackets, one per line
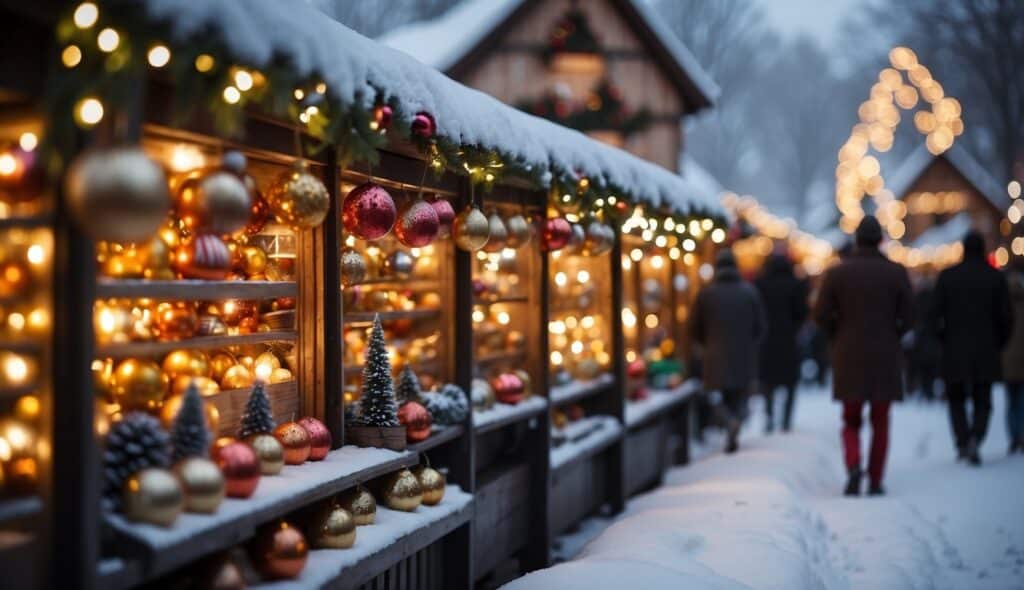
689,214,1024,496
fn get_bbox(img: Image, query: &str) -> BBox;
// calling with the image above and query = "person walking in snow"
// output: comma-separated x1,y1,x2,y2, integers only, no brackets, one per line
755,252,808,433
814,216,912,496
691,249,767,454
1002,262,1024,454
931,231,1012,465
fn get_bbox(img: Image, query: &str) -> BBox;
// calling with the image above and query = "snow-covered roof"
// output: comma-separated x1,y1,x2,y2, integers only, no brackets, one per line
378,0,719,111
910,211,973,249
139,0,721,217
887,145,1007,211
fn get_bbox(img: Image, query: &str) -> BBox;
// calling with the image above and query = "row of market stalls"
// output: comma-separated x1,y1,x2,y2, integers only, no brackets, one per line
0,1,726,589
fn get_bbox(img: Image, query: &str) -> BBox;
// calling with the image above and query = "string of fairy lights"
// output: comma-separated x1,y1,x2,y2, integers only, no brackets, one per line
722,193,836,276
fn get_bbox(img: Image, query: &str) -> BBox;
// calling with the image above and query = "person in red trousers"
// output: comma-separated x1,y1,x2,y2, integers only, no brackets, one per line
814,216,913,496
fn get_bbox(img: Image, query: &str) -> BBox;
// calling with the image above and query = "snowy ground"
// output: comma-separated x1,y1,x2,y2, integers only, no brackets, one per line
508,386,1024,590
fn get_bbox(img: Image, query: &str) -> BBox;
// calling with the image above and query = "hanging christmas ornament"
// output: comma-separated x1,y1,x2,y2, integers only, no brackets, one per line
274,421,312,465
155,302,199,341
173,456,225,514
265,161,330,230
397,401,432,443
340,248,366,286
394,197,440,247
173,234,232,280
337,486,377,525
411,112,436,138
238,246,268,276
383,250,414,279
452,205,489,251
377,469,422,512
342,182,396,240
64,147,170,243
482,212,508,253
541,217,572,251
430,197,456,237
297,417,331,461
122,467,184,527
373,105,393,131
245,433,285,475
248,521,308,580
413,465,445,506
307,503,357,549
176,170,252,235
505,214,532,249
110,359,168,411
583,221,614,256
213,441,260,498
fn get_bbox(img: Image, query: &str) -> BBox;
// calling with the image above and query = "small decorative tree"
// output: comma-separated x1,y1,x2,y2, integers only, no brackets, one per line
395,365,422,405
359,314,399,427
171,381,211,461
239,380,276,439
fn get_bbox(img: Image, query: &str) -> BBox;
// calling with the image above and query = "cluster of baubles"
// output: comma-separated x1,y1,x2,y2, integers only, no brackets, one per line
342,182,458,249
471,369,533,411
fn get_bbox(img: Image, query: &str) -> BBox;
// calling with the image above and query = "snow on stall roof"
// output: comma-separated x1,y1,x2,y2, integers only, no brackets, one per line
679,155,724,202
140,0,721,216
887,144,1007,210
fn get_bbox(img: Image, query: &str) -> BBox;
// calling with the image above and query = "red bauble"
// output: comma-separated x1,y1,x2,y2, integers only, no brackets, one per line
491,373,525,405
174,234,232,280
430,197,456,236
394,198,440,247
374,105,393,130
411,112,436,138
274,421,312,465
249,521,308,580
297,417,331,461
542,217,572,252
627,358,647,379
214,441,260,498
342,182,396,240
629,387,649,402
398,401,432,443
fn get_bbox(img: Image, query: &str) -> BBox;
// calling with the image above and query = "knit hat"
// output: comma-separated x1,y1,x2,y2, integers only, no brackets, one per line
855,215,883,247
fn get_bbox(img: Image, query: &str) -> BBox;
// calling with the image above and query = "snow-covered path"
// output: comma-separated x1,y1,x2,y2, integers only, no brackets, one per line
506,387,1024,590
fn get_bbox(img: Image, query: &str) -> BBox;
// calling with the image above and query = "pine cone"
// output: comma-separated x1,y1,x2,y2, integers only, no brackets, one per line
102,412,171,512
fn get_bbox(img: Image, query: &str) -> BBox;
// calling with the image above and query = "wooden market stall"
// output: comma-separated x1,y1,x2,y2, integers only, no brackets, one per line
0,2,724,589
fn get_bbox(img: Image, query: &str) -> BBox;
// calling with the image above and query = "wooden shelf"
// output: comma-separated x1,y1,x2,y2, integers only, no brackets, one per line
407,424,465,454
343,359,440,377
346,278,441,290
474,396,548,435
550,415,623,473
95,279,297,301
343,309,441,325
96,331,296,358
0,213,53,229
624,379,699,431
0,382,40,400
0,496,42,525
549,373,615,407
475,349,526,367
0,340,44,355
104,446,420,585
474,296,529,305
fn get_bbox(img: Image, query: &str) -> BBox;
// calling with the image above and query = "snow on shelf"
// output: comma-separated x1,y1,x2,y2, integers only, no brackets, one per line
551,415,622,472
624,380,699,429
407,423,465,454
474,395,548,434
252,485,473,590
105,446,418,581
549,373,615,407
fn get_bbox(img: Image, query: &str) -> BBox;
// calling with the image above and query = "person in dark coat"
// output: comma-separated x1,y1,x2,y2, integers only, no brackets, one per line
691,249,767,453
930,231,1012,465
755,253,808,432
908,274,941,400
814,216,912,496
1001,264,1024,453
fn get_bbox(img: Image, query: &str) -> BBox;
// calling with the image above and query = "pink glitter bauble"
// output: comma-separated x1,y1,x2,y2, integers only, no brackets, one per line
394,198,440,247
411,112,436,138
342,182,396,240
430,198,456,236
542,217,572,252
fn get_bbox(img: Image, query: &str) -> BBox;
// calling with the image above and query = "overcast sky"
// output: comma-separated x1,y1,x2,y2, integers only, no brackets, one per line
759,0,866,47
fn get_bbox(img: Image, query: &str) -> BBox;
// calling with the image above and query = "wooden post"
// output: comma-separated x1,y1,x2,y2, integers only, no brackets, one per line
606,234,627,515
320,149,344,447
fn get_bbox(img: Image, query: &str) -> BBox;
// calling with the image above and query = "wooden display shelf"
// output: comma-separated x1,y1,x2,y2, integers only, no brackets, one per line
95,331,296,358
207,381,299,438
0,381,40,400
347,278,441,290
0,496,42,526
104,446,420,585
343,359,440,377
407,424,465,455
475,349,526,367
473,396,548,435
548,373,615,407
96,279,297,301
0,213,53,229
474,295,530,305
0,340,44,355
343,309,441,324
624,379,699,431
251,486,473,590
550,415,623,473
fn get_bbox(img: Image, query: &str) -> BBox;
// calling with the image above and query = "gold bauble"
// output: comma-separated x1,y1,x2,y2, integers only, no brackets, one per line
340,247,366,287
377,469,422,512
245,433,284,475
255,351,281,372
413,466,445,506
307,503,356,549
110,359,168,411
64,147,170,244
269,368,293,384
482,212,508,253
221,365,254,390
173,457,225,514
209,352,237,382
265,161,330,230
505,214,532,248
452,205,489,251
176,170,252,235
170,375,220,397
92,358,115,401
274,422,311,465
239,245,268,276
162,349,212,381
101,251,146,278
161,392,220,432
337,486,376,526
142,235,172,274
122,468,184,527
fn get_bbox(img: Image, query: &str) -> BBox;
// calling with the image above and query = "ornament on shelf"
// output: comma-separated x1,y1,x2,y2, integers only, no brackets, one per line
246,194,271,236
337,486,376,526
174,234,232,280
471,378,496,410
102,412,172,512
64,147,170,243
199,555,246,590
482,212,508,253
221,364,254,390
239,381,276,439
162,349,211,383
110,359,168,412
197,316,228,336
373,104,393,131
176,170,252,235
395,365,422,404
173,456,225,514
209,352,237,382
411,112,436,138
491,372,526,405
452,205,489,251
514,369,533,397
429,197,456,237
238,245,268,276
422,383,469,425
246,433,284,475
274,421,312,465
248,521,308,580
505,214,532,249
394,196,440,247
377,469,423,511
170,381,212,461
122,467,184,527
155,302,199,341
265,161,330,230
214,441,260,498
541,217,572,251
306,503,356,549
297,417,331,461
413,465,445,506
342,182,396,240
382,250,414,279
340,248,366,286
398,400,432,443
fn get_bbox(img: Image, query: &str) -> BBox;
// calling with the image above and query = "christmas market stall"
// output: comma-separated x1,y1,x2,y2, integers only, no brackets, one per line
1,1,722,588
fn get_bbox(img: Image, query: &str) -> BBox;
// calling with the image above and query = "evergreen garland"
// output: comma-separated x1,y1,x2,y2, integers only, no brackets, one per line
395,365,422,405
239,381,276,439
358,314,399,427
171,381,211,461
102,412,171,512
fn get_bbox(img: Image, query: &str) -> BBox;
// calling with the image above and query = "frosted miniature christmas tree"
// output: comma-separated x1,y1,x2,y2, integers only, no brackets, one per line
171,381,211,461
395,365,422,405
239,380,276,438
359,314,399,427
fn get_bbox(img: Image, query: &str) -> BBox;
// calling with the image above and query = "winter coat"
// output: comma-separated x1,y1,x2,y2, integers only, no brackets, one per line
930,258,1012,383
814,248,913,402
691,266,767,392
910,282,941,366
1002,271,1024,383
755,256,808,387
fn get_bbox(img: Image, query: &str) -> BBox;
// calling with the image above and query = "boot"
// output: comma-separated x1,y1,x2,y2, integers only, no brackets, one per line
844,467,862,496
966,438,982,466
868,483,886,496
725,419,740,454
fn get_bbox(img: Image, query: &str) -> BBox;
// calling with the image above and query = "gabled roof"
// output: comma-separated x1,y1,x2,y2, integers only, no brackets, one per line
379,0,718,114
887,144,1007,211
